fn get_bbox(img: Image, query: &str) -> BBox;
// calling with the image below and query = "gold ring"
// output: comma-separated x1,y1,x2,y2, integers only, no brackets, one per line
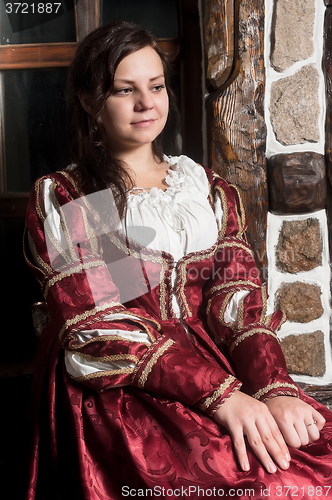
306,420,317,427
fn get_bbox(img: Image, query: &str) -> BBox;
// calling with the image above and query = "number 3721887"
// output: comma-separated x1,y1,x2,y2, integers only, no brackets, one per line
275,485,331,497
5,3,62,14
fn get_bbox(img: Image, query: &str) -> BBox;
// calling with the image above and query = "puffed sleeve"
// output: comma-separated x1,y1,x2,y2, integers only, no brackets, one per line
203,173,299,402
25,173,241,414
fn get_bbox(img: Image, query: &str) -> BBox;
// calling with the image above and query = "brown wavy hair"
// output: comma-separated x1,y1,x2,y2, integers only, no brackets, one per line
67,21,175,218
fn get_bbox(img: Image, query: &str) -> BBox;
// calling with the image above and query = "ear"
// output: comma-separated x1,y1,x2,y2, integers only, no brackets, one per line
79,94,93,115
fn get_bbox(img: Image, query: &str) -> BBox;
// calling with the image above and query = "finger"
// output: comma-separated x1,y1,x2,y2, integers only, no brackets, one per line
294,410,325,446
312,409,326,431
264,417,290,459
294,414,321,446
306,421,320,443
294,420,311,446
276,417,302,449
255,420,290,471
244,423,280,474
230,428,250,472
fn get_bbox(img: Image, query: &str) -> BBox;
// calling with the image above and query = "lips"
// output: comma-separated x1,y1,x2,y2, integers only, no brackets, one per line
131,119,156,127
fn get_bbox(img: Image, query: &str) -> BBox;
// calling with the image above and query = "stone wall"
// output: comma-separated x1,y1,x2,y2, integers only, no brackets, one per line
265,0,332,383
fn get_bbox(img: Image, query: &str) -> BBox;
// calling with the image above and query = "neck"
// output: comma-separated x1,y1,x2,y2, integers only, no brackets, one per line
115,144,163,175
112,144,168,191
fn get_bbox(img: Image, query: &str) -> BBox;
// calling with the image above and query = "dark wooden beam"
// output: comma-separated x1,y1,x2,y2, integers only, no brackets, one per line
75,0,101,42
323,6,332,266
204,0,268,275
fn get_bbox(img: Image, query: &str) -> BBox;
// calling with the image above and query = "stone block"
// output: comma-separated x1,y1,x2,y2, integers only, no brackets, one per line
276,218,322,273
270,65,320,145
267,152,326,214
281,331,326,377
276,282,324,323
270,0,315,71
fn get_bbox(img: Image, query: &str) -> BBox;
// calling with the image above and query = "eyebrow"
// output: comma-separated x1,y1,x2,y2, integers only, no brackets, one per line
113,74,165,84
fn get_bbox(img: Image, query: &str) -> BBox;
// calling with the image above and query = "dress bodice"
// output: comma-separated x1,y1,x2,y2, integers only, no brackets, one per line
122,155,221,262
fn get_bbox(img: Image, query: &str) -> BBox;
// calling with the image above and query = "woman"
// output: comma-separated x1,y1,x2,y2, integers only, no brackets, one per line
25,21,332,499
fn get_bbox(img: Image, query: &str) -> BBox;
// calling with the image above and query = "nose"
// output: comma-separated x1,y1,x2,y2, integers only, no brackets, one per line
134,90,153,111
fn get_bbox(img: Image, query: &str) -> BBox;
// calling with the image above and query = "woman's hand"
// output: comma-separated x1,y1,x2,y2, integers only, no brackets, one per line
213,391,291,473
265,396,326,448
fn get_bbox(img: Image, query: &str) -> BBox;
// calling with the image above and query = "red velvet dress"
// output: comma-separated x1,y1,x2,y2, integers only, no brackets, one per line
25,158,332,500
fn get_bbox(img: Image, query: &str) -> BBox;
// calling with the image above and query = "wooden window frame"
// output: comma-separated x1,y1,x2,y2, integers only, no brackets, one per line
0,0,100,203
0,0,202,215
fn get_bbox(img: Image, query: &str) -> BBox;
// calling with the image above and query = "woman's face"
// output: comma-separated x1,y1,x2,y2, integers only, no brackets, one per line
100,46,169,154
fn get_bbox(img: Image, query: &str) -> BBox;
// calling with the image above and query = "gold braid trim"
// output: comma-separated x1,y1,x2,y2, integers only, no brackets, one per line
177,244,217,319
253,383,299,401
209,280,260,296
80,205,99,256
34,178,46,223
215,238,254,257
199,375,237,411
44,259,106,296
214,185,228,238
59,302,123,342
68,334,151,349
59,169,84,195
275,311,287,332
237,299,245,330
104,311,161,334
206,170,215,210
208,288,253,327
106,229,166,264
34,179,73,270
159,259,169,320
137,338,175,388
229,327,279,354
27,235,53,276
264,313,273,326
101,316,158,344
229,183,247,238
53,182,78,262
72,367,134,383
69,351,139,364
260,285,268,324
218,291,237,328
39,185,72,266
126,320,158,343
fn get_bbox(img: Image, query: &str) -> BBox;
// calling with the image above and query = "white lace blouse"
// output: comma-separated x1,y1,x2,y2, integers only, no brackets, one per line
32,155,250,383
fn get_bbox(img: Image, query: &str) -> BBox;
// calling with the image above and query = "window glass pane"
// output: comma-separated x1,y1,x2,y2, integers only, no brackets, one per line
3,68,69,192
101,0,179,38
0,0,76,44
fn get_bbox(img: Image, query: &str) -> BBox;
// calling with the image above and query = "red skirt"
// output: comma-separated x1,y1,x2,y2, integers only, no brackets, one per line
27,358,332,500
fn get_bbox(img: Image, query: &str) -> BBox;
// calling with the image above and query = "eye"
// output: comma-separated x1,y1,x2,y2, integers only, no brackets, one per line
152,84,166,92
113,87,132,95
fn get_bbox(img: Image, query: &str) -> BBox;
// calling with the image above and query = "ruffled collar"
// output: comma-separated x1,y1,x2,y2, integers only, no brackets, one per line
127,155,199,207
